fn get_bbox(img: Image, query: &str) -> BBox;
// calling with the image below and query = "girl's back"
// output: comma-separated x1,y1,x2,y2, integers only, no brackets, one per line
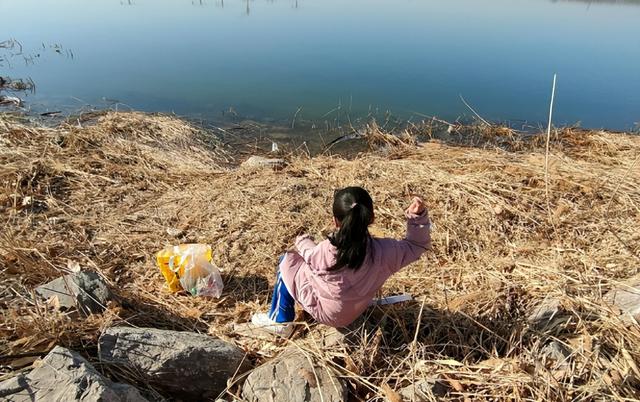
252,186,431,333
279,209,431,327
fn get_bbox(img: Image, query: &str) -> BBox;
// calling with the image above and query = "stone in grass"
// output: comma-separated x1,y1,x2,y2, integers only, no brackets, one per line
242,349,347,402
539,341,573,381
398,379,449,401
240,156,287,170
35,271,114,316
540,341,572,369
312,326,350,348
527,298,561,329
604,275,640,322
310,314,385,349
0,346,147,402
99,327,251,400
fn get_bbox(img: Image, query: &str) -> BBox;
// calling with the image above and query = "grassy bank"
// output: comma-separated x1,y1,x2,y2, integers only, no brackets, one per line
1,112,639,400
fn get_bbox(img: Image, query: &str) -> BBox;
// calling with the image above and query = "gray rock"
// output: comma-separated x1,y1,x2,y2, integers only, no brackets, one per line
313,326,350,348
527,298,561,329
99,327,250,400
0,346,148,402
35,271,114,316
604,275,640,322
311,315,384,349
241,155,286,170
242,350,347,402
398,379,449,401
540,341,572,369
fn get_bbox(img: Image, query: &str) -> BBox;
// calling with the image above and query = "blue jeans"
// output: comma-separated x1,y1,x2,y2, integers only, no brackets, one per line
267,256,295,323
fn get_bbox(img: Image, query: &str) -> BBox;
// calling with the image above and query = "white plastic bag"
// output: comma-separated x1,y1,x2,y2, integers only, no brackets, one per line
180,252,224,298
156,244,224,298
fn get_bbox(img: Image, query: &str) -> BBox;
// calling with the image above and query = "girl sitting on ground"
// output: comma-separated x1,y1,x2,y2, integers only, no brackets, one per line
252,186,432,336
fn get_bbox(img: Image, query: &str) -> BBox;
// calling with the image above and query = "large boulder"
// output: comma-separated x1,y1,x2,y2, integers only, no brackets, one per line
604,275,640,322
241,349,347,402
0,346,147,402
99,327,250,400
35,271,114,316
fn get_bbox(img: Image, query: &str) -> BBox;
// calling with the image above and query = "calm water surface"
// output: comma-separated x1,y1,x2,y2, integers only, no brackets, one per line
1,0,639,130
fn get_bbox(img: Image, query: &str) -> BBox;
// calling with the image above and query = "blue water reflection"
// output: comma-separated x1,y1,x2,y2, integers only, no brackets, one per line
1,0,639,130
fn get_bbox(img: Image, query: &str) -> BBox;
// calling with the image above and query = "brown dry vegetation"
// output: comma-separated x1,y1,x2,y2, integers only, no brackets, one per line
1,111,639,401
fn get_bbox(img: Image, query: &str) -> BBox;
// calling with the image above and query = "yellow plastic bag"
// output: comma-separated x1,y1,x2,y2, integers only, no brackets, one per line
156,244,224,297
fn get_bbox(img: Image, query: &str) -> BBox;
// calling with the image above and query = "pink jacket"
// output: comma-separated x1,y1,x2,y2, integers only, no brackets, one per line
279,210,431,327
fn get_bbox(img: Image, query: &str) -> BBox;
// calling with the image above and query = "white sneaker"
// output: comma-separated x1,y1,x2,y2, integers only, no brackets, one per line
251,313,294,337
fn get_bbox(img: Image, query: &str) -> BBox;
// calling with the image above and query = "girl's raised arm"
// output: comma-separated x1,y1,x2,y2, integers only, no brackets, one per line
381,198,431,274
295,234,318,262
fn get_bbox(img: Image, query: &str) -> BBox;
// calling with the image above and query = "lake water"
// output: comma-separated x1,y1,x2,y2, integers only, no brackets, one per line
2,0,640,131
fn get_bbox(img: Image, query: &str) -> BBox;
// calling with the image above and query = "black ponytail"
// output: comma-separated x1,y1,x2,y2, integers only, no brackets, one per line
329,187,374,271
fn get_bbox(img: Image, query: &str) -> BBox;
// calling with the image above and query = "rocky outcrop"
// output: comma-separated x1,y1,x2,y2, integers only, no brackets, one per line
242,349,347,402
0,346,147,402
99,327,250,400
35,271,114,316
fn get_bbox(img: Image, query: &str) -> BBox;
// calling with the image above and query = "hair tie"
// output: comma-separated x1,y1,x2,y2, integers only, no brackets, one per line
350,202,357,209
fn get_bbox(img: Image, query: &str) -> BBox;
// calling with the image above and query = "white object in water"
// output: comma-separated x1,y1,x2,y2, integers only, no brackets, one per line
369,293,413,306
271,141,279,152
0,95,22,107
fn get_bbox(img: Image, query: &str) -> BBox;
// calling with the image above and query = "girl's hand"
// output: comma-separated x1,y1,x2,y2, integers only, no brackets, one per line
406,197,427,215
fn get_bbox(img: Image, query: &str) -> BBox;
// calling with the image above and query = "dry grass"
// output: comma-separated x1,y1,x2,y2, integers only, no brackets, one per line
1,111,639,401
